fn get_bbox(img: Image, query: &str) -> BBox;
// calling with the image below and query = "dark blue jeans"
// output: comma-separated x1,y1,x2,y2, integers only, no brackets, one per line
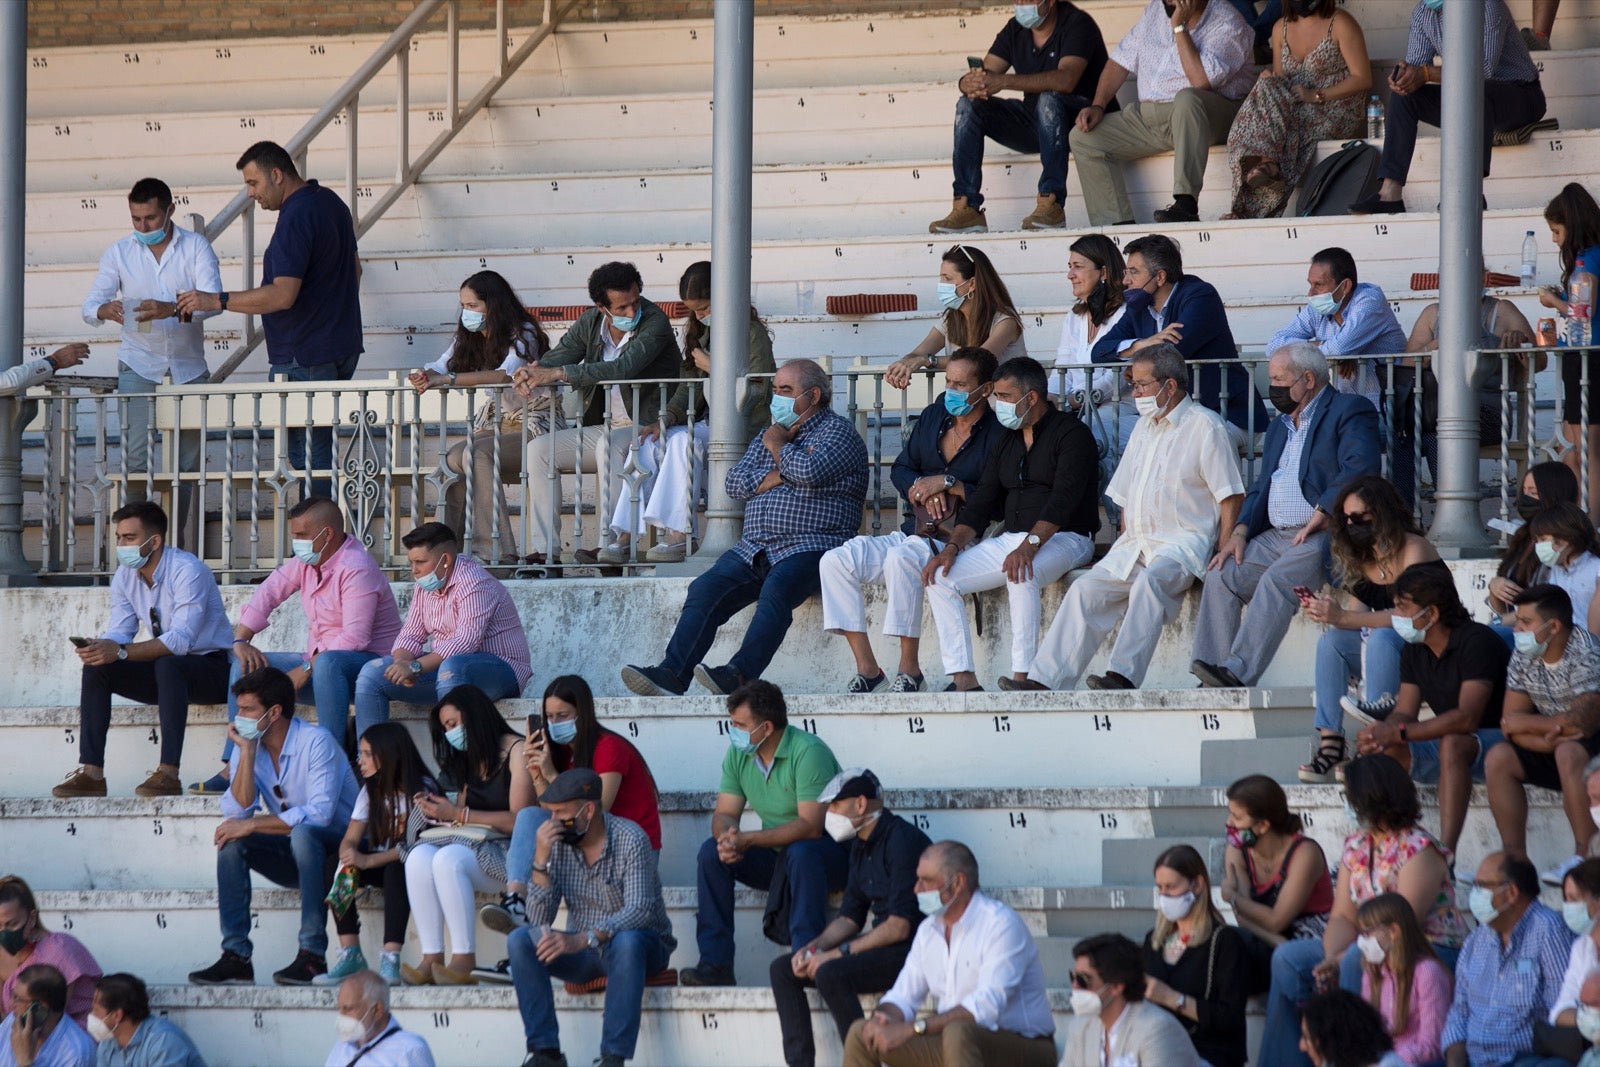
659,549,825,688
509,925,671,1059
1380,80,1546,186
217,821,345,958
694,836,848,969
952,91,1086,207
269,351,360,499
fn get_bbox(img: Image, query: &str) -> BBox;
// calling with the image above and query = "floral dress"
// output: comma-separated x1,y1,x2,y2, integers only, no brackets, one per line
1340,827,1469,948
1226,18,1364,218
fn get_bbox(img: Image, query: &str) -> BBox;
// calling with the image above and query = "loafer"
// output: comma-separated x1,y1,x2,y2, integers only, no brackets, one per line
1086,671,1136,691
400,963,434,986
1152,200,1199,223
996,676,1048,691
187,772,231,796
620,664,686,697
942,682,984,692
189,950,254,986
1347,194,1405,215
431,965,476,986
134,769,182,798
677,962,735,987
521,1051,569,1067
272,949,327,986
694,664,744,696
1191,660,1244,689
52,769,107,798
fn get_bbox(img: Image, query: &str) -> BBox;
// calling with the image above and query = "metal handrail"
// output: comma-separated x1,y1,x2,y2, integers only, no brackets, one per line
205,0,577,383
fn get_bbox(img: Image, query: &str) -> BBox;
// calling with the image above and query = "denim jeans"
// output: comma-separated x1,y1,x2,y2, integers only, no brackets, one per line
509,924,672,1059
506,806,552,888
221,649,376,762
217,821,345,958
353,653,521,739
951,91,1085,207
1313,626,1404,732
694,836,848,968
658,549,826,689
269,352,360,499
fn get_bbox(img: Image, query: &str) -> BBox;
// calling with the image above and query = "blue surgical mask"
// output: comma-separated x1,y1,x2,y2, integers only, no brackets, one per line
1013,2,1045,30
1308,291,1341,316
1514,625,1550,658
728,725,759,755
547,718,579,745
132,224,167,247
770,394,801,429
116,535,156,569
1535,539,1562,567
610,310,642,332
444,724,468,751
1421,0,1443,10
936,281,967,311
460,308,487,332
944,389,974,417
1390,611,1430,644
993,396,1028,430
291,527,330,567
1564,900,1594,935
234,713,265,742
1468,885,1502,925
917,887,949,917
417,557,450,593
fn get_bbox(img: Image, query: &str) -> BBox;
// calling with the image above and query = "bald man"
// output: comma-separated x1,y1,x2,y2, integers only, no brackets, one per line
191,496,402,793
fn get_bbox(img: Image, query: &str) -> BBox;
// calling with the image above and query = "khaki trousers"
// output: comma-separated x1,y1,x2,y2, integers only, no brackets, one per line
1069,88,1244,225
842,1018,1057,1067
443,429,524,562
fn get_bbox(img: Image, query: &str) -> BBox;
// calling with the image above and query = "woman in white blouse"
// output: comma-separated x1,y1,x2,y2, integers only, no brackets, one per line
1550,858,1600,1028
1528,502,1600,633
883,244,1027,389
410,270,557,564
1054,234,1131,478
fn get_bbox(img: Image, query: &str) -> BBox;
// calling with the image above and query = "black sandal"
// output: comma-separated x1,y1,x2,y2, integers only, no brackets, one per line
1298,733,1347,784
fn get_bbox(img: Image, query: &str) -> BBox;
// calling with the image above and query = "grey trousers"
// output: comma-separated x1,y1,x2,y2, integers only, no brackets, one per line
1192,526,1328,685
118,363,208,548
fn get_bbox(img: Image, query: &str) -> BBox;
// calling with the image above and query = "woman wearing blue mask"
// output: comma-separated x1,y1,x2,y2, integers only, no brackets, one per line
883,245,1027,390
1488,462,1581,639
1550,860,1600,1032
410,270,556,565
1528,502,1600,635
401,684,532,986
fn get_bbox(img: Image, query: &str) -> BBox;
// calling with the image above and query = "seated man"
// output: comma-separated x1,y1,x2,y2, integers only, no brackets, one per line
622,359,868,697
1486,584,1600,885
0,965,96,1067
512,261,682,564
842,841,1056,1067
1069,0,1254,225
86,973,206,1067
54,501,233,799
1579,971,1600,1067
0,344,87,395
1023,344,1244,691
1059,934,1202,1067
1090,234,1266,448
928,0,1108,234
1355,564,1510,854
819,346,1002,694
1441,852,1571,1067
188,667,360,987
353,522,531,735
193,496,402,793
680,681,846,988
508,769,675,1067
1351,0,1544,215
921,356,1097,692
327,971,435,1067
1191,342,1381,689
770,769,930,1067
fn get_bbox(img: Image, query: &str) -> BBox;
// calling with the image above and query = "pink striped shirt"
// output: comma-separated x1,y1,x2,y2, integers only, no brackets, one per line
238,535,402,659
395,554,531,689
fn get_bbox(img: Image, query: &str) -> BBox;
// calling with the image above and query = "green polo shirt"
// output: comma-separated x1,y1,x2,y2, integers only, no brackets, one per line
718,726,841,832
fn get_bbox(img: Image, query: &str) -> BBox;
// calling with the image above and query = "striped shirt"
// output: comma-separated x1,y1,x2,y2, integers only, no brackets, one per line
1440,901,1572,1065
1266,385,1330,531
725,406,868,566
393,554,531,689
1405,0,1540,83
526,813,676,948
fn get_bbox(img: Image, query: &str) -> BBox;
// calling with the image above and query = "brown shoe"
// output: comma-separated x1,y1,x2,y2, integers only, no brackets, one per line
1020,194,1065,230
929,196,987,234
52,769,107,798
431,964,477,986
134,769,182,797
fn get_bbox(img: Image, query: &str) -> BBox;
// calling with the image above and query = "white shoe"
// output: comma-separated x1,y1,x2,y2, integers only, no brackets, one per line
1542,853,1584,886
596,541,630,565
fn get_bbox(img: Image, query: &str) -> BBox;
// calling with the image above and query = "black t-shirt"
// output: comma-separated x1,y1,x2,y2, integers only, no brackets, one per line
1398,619,1512,730
835,810,932,931
988,1,1109,101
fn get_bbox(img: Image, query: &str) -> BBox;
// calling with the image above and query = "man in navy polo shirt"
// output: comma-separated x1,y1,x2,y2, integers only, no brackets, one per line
179,140,362,498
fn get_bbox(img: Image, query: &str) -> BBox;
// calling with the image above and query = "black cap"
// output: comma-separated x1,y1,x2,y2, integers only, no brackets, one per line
541,768,602,804
818,767,881,804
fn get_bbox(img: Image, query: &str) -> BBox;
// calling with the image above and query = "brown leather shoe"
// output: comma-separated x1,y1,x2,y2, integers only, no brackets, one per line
929,196,987,234
52,769,107,798
134,769,182,797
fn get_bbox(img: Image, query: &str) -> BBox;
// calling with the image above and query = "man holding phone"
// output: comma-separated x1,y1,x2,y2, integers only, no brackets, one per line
0,964,97,1067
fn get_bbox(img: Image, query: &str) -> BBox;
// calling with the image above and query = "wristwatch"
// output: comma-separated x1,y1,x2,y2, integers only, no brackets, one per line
408,660,424,675
1026,533,1042,547
1176,993,1187,1011
219,291,230,311
531,860,551,875
941,475,956,491
912,1019,928,1036
116,645,128,661
838,942,853,957
586,929,600,949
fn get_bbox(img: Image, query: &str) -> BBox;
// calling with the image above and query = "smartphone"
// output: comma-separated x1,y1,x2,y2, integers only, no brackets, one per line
527,713,544,741
967,56,984,69
68,636,89,648
1293,586,1314,603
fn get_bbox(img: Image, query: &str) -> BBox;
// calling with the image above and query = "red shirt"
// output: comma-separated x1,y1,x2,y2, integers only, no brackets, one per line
555,731,661,849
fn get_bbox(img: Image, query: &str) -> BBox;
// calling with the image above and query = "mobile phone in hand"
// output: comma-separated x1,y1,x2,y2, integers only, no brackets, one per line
1293,586,1314,603
967,56,984,69
527,714,544,742
69,636,90,648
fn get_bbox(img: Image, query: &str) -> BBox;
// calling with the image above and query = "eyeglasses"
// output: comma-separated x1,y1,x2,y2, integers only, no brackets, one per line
1468,879,1506,891
1129,378,1161,395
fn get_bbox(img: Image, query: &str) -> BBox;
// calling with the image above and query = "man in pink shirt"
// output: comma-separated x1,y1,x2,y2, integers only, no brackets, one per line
353,521,532,735
190,497,401,794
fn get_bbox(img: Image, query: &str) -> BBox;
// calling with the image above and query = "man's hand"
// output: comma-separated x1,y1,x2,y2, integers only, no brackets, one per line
213,818,257,848
1333,359,1357,381
790,944,817,978
922,545,958,587
762,422,795,456
48,343,89,369
536,928,584,964
10,1005,42,1067
1130,324,1184,353
1209,530,1247,571
1389,61,1426,96
175,290,223,316
233,640,268,675
959,68,991,100
1357,721,1402,755
873,1019,916,1054
96,300,125,325
716,827,746,864
513,366,563,394
885,354,929,391
384,656,419,687
133,299,177,323
1076,104,1106,133
1499,328,1533,349
751,469,784,497
1169,0,1197,29
1312,955,1342,991
76,638,121,667
1002,538,1039,583
637,422,662,443
803,947,841,978
286,665,311,692
1293,509,1329,546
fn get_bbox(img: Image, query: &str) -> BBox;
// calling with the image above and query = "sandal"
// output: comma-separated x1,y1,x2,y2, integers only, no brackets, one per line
1245,162,1283,191
1298,733,1347,784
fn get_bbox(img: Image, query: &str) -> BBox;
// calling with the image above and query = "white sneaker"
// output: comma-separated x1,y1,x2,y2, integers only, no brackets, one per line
1542,853,1584,886
645,541,687,563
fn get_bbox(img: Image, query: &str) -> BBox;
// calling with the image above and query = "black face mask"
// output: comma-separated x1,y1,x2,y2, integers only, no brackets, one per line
1344,522,1377,549
1268,384,1299,415
1515,494,1542,522
557,810,592,846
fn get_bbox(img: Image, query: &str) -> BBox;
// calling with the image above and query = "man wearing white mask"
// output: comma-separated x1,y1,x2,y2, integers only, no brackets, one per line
1011,344,1243,692
1573,970,1600,1066
769,769,931,1067
325,970,435,1067
843,841,1056,1067
1058,933,1202,1067
87,973,206,1067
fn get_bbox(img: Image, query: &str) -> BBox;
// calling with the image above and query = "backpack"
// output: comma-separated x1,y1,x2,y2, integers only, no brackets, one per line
1294,140,1381,217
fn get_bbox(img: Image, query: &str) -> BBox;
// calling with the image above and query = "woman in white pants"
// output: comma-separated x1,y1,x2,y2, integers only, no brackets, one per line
401,684,533,985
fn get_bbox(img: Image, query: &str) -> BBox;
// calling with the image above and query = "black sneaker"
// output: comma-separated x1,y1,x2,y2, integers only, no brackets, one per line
596,1056,625,1067
522,1051,568,1067
846,671,886,694
480,893,527,934
1152,198,1199,223
619,664,686,697
677,962,735,987
1339,693,1397,725
272,949,328,986
473,958,514,985
189,950,254,986
693,664,744,696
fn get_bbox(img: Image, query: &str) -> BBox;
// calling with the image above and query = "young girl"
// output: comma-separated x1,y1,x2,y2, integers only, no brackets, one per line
1539,183,1600,518
1355,893,1451,1065
1528,501,1600,632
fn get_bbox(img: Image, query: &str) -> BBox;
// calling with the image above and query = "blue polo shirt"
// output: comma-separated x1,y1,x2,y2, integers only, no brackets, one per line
262,180,363,367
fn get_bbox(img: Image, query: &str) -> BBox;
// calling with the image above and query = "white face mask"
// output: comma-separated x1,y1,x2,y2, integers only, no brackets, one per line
825,811,859,843
1590,803,1600,829
86,1013,114,1043
334,1006,374,1044
1155,888,1196,922
1579,1004,1600,1043
1070,988,1103,1016
1565,900,1595,935
1356,933,1387,965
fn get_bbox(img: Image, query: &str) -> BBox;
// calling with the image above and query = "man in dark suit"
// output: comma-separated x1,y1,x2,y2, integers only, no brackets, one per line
1090,234,1266,449
1191,341,1381,689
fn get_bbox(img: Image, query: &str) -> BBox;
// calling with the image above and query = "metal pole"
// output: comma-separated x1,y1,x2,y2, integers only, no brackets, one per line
0,1,34,585
1427,0,1491,554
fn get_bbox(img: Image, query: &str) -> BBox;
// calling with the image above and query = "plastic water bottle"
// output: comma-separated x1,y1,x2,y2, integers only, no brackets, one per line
1572,259,1593,349
1367,94,1384,141
1521,230,1538,287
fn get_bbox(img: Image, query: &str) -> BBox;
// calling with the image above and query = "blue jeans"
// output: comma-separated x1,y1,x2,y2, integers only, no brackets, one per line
1314,626,1404,732
1410,728,1504,784
506,806,552,888
694,836,848,968
269,352,360,499
353,653,521,738
221,649,376,761
217,821,345,958
658,549,826,690
509,924,671,1058
952,91,1085,207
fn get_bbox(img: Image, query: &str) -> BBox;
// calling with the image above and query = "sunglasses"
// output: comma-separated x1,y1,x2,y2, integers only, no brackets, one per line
1341,511,1373,527
1071,972,1095,989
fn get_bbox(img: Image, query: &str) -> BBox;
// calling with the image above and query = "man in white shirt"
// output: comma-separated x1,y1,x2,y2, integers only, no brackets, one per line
324,971,435,1067
1058,933,1202,1067
1015,344,1243,691
842,841,1056,1067
1069,0,1255,225
0,344,88,396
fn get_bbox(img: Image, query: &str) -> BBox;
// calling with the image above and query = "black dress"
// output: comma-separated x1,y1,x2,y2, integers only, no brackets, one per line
1140,924,1249,1067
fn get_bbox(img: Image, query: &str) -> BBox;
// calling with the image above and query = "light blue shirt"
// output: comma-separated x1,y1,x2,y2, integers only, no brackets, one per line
1267,282,1408,359
95,1017,208,1067
101,545,232,658
1266,385,1330,530
1441,901,1572,1066
0,1013,97,1067
223,717,358,830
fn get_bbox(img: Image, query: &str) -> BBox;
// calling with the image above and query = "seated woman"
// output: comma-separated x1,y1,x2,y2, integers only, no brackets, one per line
0,876,101,1026
1548,858,1600,1030
1223,0,1370,219
883,244,1027,389
1529,502,1600,633
1143,845,1248,1067
1053,234,1130,514
319,722,438,987
411,269,557,564
1488,462,1582,633
1220,775,1332,994
401,685,533,985
1538,183,1600,519
1300,475,1444,783
1355,892,1451,1065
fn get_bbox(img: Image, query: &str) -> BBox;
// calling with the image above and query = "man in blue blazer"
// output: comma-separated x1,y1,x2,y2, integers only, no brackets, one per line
1090,233,1267,447
1191,341,1381,691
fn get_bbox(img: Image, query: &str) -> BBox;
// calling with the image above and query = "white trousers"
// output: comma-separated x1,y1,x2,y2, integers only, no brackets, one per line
1029,554,1197,688
404,842,501,956
525,424,636,554
609,422,710,538
819,531,938,638
925,530,1094,675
